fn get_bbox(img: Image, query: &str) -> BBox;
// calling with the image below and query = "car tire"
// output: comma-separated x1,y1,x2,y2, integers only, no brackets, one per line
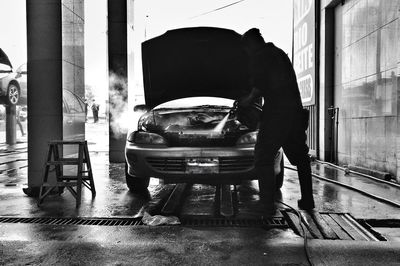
7,84,20,105
125,162,150,192
275,157,284,190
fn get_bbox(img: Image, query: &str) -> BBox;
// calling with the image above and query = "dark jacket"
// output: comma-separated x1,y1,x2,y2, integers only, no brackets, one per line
249,42,303,112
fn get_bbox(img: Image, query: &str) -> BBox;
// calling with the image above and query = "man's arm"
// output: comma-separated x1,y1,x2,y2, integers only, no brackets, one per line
238,87,262,108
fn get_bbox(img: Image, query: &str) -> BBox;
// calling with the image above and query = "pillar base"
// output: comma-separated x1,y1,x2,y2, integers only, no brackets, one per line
22,186,40,197
22,186,64,197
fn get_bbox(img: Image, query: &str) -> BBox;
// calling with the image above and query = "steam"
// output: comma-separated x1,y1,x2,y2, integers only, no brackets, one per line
109,72,133,138
108,72,234,137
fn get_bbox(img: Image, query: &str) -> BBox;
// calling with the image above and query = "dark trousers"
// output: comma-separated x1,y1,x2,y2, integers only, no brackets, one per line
93,110,98,122
17,119,25,135
255,108,313,204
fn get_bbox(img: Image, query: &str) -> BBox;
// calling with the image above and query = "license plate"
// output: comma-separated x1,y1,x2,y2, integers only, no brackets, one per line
186,158,219,174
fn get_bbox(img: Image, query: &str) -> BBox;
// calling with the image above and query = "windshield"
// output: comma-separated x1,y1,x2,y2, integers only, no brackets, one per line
154,97,234,110
0,63,12,73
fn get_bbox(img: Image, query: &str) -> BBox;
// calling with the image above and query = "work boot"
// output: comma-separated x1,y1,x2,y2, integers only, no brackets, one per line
263,204,277,217
296,156,315,209
297,198,315,210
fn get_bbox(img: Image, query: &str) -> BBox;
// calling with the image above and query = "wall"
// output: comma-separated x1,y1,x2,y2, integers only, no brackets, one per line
320,0,400,181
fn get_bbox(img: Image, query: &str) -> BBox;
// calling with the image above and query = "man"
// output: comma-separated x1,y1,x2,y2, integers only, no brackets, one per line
239,28,315,213
91,99,99,123
83,98,88,122
16,105,25,136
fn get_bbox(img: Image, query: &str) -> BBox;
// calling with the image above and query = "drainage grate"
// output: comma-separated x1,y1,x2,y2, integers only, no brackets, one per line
180,217,287,228
0,217,144,226
0,216,287,228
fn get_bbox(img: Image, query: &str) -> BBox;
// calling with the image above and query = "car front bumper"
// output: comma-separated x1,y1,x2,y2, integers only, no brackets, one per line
125,142,260,184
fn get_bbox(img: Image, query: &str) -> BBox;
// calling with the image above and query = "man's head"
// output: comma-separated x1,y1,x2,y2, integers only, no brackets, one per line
241,28,265,55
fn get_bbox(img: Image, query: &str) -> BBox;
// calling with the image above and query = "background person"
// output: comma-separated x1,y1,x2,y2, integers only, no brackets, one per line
91,99,99,123
16,105,25,136
83,98,88,122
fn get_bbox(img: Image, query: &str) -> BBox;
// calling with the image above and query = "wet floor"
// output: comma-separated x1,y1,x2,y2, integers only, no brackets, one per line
1,120,400,265
0,120,399,221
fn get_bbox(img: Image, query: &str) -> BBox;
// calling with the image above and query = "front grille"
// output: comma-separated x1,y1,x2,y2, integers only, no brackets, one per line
147,156,254,173
165,133,237,147
147,157,186,172
219,156,254,172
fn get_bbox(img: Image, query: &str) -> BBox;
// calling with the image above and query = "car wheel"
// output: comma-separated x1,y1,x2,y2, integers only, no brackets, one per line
275,157,284,190
7,84,20,105
125,162,150,192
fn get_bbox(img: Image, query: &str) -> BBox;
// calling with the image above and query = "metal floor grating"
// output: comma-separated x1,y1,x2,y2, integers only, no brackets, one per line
180,217,287,228
0,213,389,241
0,216,287,228
0,217,144,226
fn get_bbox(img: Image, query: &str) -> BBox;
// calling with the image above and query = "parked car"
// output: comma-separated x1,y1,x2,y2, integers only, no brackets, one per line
63,89,86,142
124,27,284,192
0,48,26,105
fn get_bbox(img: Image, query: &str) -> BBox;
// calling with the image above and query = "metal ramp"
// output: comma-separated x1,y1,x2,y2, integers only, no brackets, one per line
281,210,386,241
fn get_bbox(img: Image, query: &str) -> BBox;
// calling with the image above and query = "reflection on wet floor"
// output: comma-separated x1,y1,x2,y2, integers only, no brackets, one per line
313,163,400,205
181,184,216,217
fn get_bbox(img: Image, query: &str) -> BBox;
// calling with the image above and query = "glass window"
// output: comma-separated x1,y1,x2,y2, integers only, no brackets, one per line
64,90,84,114
0,63,12,72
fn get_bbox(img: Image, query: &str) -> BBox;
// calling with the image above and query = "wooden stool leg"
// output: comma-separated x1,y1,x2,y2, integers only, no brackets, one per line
53,144,64,195
76,143,84,207
38,187,56,206
83,141,96,196
38,144,54,206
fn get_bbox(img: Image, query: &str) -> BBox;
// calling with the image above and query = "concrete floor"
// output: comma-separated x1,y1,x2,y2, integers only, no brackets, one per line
0,120,400,265
2,224,400,265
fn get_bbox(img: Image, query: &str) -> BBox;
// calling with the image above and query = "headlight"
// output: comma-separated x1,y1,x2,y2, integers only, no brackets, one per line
127,131,167,145
236,131,258,145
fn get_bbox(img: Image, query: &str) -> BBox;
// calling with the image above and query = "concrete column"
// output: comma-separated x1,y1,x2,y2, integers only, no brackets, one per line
5,105,16,145
108,0,128,162
318,7,334,161
24,0,63,196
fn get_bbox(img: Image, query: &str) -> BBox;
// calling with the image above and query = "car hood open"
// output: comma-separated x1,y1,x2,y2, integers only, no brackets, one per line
0,48,12,69
141,27,250,108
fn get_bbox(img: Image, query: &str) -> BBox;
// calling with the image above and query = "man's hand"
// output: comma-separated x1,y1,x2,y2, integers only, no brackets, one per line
238,87,262,108
238,95,253,108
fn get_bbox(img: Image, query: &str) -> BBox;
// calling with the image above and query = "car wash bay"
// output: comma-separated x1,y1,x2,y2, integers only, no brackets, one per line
2,118,400,264
2,0,400,265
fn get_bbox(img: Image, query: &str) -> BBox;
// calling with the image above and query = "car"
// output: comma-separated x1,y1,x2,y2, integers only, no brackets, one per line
63,89,86,142
0,48,26,105
124,27,284,192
